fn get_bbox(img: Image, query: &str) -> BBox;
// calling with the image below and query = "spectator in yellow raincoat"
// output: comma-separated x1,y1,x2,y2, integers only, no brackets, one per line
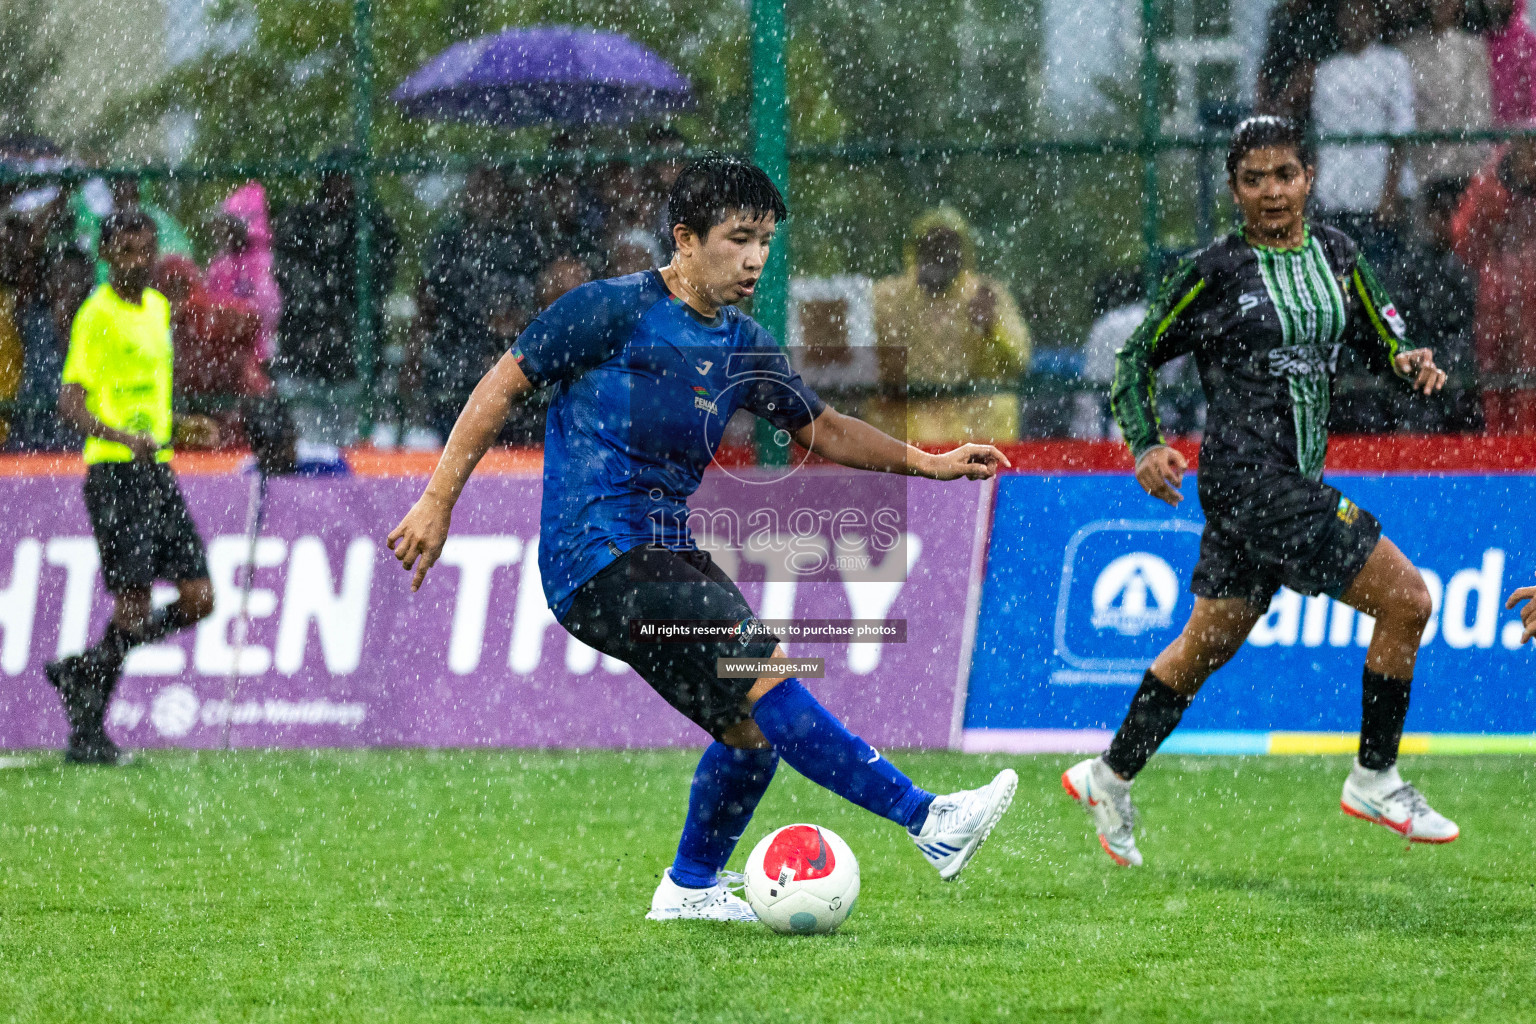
870,207,1031,443
0,215,28,446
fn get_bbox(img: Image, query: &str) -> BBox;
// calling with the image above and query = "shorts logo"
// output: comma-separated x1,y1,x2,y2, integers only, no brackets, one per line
1090,552,1180,636
1336,496,1360,525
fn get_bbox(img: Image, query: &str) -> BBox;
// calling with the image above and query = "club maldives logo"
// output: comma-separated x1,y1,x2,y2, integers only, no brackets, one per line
1090,552,1180,636
1053,519,1203,674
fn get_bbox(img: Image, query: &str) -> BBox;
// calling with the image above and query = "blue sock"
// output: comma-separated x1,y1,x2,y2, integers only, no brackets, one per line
752,678,934,834
670,742,779,889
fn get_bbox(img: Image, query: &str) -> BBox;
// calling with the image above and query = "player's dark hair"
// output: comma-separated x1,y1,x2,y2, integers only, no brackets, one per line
668,156,788,240
1226,116,1314,180
99,209,157,249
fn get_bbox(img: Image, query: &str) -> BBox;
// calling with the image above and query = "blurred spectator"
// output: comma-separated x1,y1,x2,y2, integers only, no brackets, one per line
537,254,594,310
1396,177,1483,431
409,166,544,440
531,138,607,274
271,167,399,444
1076,269,1146,439
1402,0,1495,189
11,245,91,451
153,255,270,409
1452,132,1536,431
205,181,281,362
1486,0,1536,123
606,227,664,276
642,126,689,256
599,161,667,275
1257,0,1339,124
0,214,24,445
869,207,1031,443
1312,0,1417,257
72,176,195,282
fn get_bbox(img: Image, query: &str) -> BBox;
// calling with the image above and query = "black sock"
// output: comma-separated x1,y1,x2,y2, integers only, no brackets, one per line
1103,671,1194,780
83,605,198,680
137,604,199,645
1359,669,1412,770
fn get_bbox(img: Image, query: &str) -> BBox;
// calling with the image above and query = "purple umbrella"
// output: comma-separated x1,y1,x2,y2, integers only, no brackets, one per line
392,26,694,128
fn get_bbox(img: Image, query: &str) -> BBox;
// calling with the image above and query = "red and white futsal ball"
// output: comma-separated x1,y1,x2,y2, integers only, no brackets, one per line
743,824,860,934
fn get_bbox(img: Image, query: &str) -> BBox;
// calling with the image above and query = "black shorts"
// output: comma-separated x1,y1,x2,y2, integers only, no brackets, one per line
1191,479,1381,607
560,546,781,741
83,462,210,593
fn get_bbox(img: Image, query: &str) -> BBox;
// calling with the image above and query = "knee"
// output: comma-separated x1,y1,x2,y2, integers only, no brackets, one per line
719,719,772,750
1387,577,1434,635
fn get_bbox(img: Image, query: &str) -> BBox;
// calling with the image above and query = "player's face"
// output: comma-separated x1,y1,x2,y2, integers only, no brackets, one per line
102,226,159,295
1230,147,1313,244
686,212,777,307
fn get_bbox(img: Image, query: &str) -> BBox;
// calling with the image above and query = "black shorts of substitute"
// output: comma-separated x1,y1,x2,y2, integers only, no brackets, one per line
83,462,210,593
1191,479,1381,607
560,546,781,741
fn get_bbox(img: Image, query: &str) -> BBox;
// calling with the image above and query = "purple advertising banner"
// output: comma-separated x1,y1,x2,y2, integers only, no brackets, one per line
0,468,989,750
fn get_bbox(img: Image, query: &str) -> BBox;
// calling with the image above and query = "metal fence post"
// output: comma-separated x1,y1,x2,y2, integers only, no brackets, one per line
751,0,791,466
352,0,378,441
1140,0,1162,297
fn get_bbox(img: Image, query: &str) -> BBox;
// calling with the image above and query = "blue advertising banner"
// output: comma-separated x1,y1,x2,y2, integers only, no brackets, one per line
963,473,1536,753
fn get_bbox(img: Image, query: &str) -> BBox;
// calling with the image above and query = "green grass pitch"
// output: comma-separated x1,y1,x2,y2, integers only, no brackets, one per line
3,750,1533,1023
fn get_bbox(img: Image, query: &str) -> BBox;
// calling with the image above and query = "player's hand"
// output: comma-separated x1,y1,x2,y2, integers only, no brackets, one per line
387,495,453,591
174,414,220,449
1394,348,1446,396
923,443,1011,481
1505,585,1536,645
125,432,161,462
1135,445,1187,506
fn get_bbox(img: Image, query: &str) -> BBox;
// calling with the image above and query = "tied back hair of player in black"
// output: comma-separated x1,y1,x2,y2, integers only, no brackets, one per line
667,156,789,239
99,208,157,248
1225,115,1316,181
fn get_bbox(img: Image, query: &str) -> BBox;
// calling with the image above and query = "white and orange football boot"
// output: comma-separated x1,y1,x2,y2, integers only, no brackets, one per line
1062,757,1142,867
1340,761,1459,843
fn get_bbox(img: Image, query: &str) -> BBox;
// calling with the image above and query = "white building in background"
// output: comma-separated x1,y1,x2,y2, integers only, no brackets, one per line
34,0,248,160
1041,0,1277,130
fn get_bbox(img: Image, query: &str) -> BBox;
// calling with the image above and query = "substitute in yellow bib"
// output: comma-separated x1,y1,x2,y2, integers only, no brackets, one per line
47,209,218,765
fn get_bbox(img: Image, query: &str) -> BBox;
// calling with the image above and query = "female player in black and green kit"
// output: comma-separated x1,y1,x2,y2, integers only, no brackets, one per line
1060,117,1458,866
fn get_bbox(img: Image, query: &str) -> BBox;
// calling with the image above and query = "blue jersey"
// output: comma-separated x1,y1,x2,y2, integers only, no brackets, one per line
511,270,826,620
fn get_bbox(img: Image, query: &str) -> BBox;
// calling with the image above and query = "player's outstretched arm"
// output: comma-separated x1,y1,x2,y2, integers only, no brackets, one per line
387,352,532,591
789,407,1011,481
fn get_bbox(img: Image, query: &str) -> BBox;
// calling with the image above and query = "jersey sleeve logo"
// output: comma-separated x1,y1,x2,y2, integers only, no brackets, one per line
1381,304,1407,339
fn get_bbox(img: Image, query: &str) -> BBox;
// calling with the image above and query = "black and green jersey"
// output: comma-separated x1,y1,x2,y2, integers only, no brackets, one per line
1111,224,1411,504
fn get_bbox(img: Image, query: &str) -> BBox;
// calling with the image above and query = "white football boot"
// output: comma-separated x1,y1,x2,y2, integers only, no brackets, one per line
911,768,1018,880
1340,761,1459,843
645,868,758,922
1061,757,1143,867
